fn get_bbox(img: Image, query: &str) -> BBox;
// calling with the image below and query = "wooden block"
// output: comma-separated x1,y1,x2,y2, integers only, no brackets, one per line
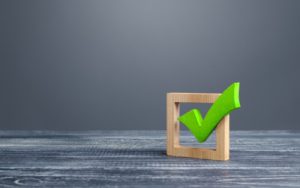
166,92,230,161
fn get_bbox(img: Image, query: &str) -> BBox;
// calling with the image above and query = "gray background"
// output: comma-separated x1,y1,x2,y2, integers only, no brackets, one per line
1,0,299,130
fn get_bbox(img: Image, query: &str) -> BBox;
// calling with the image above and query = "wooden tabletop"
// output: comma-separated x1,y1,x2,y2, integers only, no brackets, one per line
0,130,299,187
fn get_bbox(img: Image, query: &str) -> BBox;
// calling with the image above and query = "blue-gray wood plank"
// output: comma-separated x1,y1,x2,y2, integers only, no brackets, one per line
0,131,299,187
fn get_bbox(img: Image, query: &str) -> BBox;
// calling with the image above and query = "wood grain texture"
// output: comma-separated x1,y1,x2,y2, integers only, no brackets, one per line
167,92,220,103
0,131,299,188
167,92,229,160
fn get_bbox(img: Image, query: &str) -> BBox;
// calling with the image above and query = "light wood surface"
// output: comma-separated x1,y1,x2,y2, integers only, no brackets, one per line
167,92,220,103
167,92,230,160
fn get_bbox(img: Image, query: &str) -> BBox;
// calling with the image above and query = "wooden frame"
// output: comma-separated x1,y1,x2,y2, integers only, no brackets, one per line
166,93,230,161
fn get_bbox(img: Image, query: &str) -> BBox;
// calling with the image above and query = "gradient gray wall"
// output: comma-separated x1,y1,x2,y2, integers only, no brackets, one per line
1,0,299,130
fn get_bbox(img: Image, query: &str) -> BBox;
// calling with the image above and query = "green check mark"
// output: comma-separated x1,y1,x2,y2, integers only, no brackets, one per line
178,82,241,143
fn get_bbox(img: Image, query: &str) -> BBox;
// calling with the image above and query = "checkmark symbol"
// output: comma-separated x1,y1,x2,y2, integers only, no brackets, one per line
178,82,241,143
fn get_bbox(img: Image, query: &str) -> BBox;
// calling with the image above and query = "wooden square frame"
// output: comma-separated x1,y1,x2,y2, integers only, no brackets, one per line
166,93,230,161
